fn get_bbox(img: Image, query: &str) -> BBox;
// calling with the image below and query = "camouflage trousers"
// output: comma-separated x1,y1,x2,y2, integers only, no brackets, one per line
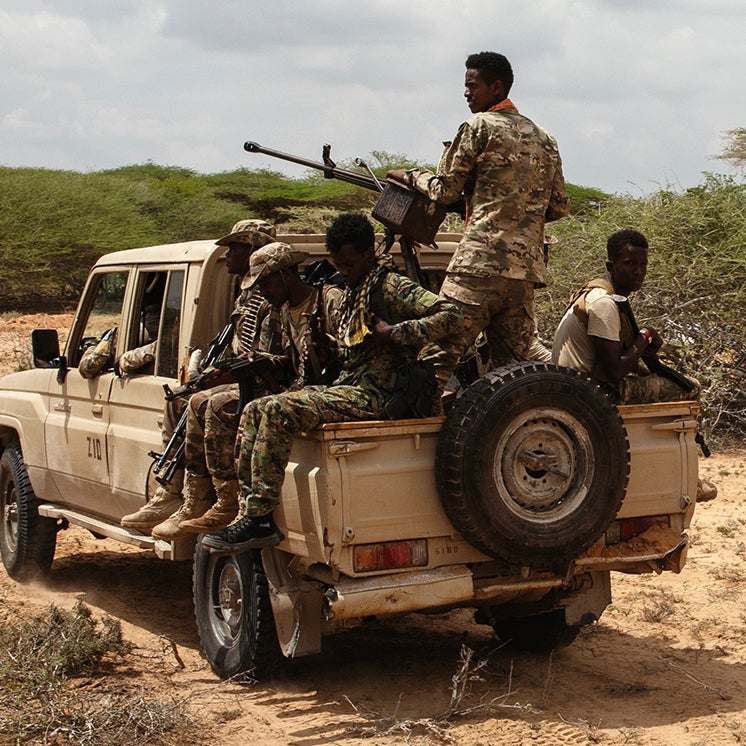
419,273,537,384
617,373,701,405
235,385,386,517
181,384,239,479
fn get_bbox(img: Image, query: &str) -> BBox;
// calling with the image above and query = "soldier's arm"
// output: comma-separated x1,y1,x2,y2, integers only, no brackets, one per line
392,121,479,205
380,274,463,348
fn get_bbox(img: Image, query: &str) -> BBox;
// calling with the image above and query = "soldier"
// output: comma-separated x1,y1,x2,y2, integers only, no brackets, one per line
121,219,281,536
552,228,716,503
386,51,569,400
202,212,464,552
174,240,343,534
552,229,699,404
79,273,165,379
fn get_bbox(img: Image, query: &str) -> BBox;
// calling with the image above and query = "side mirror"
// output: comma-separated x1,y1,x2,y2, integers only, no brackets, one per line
31,329,60,366
31,329,68,383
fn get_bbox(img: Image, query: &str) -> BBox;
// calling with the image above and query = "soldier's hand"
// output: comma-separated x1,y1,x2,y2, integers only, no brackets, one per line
365,315,394,351
642,326,663,351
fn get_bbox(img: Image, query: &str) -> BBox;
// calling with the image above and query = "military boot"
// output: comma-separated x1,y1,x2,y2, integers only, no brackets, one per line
178,479,239,533
151,473,213,541
120,471,184,534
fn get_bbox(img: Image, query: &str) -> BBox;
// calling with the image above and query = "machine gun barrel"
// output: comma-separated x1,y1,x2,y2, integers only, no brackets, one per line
244,141,378,192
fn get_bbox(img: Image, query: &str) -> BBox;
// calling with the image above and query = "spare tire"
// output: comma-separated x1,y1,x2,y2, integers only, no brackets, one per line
436,363,629,566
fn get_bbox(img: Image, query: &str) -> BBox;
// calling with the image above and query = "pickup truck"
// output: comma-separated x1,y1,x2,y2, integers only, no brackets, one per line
0,233,701,680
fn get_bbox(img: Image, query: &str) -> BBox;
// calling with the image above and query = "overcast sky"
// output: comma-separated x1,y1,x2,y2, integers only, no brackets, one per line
2,0,744,195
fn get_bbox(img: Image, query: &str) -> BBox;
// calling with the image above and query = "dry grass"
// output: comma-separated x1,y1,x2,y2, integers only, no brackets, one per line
0,599,196,745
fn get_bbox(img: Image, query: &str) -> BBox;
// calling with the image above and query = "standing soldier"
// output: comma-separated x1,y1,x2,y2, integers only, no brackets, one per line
387,51,569,403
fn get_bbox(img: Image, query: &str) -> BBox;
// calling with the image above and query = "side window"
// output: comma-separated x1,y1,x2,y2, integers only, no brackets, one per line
74,270,129,367
156,271,184,378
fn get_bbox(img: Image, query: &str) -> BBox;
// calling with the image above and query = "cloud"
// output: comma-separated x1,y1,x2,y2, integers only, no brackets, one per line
1,0,744,193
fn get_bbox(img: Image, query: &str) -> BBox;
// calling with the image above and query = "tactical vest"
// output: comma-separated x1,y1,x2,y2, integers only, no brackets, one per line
566,278,635,384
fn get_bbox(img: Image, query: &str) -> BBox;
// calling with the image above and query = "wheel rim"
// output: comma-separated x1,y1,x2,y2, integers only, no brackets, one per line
491,407,593,521
2,480,19,552
207,555,245,648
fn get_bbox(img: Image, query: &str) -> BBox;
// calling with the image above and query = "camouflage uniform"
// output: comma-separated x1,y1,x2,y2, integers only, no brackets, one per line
185,290,282,478
400,101,569,380
235,267,463,518
79,330,156,379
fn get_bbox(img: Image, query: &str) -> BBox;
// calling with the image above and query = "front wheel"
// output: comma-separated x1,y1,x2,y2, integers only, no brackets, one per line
0,442,57,581
193,537,281,680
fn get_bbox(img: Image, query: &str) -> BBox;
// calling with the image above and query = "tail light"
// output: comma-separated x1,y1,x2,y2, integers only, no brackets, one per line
353,539,428,572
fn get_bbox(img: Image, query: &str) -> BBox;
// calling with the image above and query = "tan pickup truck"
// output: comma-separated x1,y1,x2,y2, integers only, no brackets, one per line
0,233,700,679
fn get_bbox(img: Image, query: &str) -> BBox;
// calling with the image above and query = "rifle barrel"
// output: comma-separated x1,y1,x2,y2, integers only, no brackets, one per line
244,141,378,192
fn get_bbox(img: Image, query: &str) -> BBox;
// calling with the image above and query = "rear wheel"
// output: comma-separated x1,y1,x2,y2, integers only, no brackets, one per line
488,610,581,653
193,537,281,680
0,442,57,581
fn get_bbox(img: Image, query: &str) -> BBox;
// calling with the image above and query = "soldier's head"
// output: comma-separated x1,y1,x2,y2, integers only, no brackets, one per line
326,213,376,289
606,229,649,296
216,219,276,275
464,51,513,113
247,241,310,308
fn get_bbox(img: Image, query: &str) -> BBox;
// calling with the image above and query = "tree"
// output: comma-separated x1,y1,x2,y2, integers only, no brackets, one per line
714,128,746,170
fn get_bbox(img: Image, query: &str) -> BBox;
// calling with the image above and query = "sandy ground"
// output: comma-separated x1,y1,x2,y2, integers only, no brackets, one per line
2,315,746,745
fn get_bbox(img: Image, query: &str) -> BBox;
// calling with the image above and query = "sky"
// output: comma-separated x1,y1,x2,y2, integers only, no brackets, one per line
2,0,745,195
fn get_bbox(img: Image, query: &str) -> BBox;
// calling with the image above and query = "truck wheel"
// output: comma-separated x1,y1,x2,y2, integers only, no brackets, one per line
488,610,581,652
0,442,57,581
193,537,281,680
436,363,629,566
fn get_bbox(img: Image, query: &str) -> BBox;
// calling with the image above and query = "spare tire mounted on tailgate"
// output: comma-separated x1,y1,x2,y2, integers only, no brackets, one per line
436,362,630,566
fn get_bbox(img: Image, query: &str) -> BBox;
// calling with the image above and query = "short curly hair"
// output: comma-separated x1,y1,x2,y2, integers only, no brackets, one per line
326,213,375,255
607,229,649,261
465,51,513,94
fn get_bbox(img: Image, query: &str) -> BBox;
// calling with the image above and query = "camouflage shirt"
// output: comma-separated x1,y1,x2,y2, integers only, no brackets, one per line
279,283,343,387
334,269,463,395
403,104,569,285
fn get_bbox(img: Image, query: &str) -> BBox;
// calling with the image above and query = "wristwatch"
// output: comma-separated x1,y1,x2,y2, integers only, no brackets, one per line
639,328,654,346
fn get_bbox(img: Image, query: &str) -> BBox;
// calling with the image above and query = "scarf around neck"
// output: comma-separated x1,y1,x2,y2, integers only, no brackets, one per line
337,264,387,348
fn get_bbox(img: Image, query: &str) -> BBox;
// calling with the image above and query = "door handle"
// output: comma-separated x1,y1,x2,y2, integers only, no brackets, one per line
91,404,104,416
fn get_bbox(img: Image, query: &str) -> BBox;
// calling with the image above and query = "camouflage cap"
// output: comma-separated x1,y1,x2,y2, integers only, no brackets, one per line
216,218,276,248
246,242,310,288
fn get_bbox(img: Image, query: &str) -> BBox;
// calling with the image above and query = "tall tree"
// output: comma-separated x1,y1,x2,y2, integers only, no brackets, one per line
715,127,746,169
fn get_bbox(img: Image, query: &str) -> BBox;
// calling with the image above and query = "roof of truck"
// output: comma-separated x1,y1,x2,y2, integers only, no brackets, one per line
92,233,463,269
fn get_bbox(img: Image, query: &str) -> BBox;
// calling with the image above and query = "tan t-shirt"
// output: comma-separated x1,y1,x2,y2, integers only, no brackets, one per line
552,287,621,373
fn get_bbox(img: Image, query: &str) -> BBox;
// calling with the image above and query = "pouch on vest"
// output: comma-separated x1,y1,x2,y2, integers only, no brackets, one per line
384,360,437,419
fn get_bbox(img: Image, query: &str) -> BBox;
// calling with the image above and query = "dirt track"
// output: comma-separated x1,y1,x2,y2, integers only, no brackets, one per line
2,315,746,745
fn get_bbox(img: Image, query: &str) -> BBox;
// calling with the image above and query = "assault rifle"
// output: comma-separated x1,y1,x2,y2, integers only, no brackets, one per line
611,294,696,393
244,140,459,285
148,321,234,486
150,355,274,486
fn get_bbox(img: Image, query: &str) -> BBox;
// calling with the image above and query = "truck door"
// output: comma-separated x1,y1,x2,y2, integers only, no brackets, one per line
44,269,129,512
107,268,186,518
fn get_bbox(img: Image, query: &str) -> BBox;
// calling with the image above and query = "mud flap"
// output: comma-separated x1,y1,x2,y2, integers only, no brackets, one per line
560,570,611,626
262,549,324,658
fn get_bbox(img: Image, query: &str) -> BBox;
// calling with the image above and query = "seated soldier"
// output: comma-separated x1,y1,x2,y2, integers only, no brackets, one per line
552,228,716,501
173,240,342,534
79,273,165,379
122,219,281,536
203,212,464,552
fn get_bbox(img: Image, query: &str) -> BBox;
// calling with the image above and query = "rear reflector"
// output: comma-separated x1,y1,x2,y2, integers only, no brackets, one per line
605,515,669,545
353,539,429,572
